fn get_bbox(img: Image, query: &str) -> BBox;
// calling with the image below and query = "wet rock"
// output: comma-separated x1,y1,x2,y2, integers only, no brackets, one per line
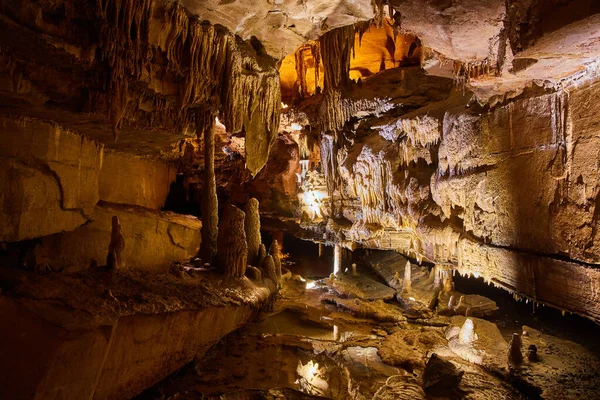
422,353,464,395
217,204,247,278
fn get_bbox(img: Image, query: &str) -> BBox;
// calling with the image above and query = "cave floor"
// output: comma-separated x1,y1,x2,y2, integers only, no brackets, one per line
136,255,600,400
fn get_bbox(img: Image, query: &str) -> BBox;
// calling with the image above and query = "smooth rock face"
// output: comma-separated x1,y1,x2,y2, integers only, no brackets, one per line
35,203,201,273
0,115,103,242
99,150,176,210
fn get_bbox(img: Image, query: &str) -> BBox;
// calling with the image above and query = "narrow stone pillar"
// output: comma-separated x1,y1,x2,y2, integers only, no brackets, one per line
333,244,341,275
318,243,324,258
107,216,124,269
269,240,282,281
198,109,218,263
244,198,261,265
402,261,412,292
217,204,247,278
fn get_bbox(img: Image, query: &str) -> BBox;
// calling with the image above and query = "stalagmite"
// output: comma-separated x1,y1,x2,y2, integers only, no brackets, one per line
244,198,261,265
443,271,454,292
106,216,125,269
199,110,219,263
318,243,324,257
257,244,267,269
458,318,477,345
217,204,247,278
261,255,277,283
245,266,262,282
334,244,342,275
402,261,412,292
448,295,457,308
351,263,358,276
507,333,523,367
269,240,282,281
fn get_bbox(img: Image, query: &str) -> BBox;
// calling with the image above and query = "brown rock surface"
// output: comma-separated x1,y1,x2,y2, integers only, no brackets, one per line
0,115,103,241
99,150,176,210
35,203,201,274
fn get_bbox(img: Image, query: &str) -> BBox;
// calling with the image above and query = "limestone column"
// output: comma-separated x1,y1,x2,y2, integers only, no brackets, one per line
198,109,218,263
217,204,247,278
244,198,261,265
318,243,324,257
333,244,341,275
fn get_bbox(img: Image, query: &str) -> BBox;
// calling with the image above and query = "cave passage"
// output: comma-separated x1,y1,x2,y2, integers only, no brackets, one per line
2,1,600,399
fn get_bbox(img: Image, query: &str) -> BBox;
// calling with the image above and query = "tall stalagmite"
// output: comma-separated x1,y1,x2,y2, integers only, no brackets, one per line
269,239,283,281
199,110,219,263
217,204,248,278
244,198,261,265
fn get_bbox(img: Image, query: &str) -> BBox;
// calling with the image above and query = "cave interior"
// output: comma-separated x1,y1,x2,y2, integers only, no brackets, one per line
1,0,600,399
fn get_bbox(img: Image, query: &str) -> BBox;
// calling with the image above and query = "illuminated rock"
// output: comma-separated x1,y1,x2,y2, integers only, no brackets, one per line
0,116,102,242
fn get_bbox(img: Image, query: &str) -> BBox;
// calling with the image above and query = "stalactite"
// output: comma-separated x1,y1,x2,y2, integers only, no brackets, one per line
244,198,261,265
217,204,248,278
319,26,355,92
95,0,281,174
199,109,218,263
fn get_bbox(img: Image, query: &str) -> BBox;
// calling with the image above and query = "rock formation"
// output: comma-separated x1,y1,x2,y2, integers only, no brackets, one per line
106,216,125,269
269,240,283,282
261,255,277,284
217,204,248,278
199,110,219,264
244,198,262,265
508,333,524,367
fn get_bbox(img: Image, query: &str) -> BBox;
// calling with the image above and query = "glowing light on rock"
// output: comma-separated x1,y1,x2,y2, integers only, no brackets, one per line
291,122,303,131
301,189,327,219
281,102,288,109
334,244,341,275
459,318,478,345
306,281,316,289
214,116,226,131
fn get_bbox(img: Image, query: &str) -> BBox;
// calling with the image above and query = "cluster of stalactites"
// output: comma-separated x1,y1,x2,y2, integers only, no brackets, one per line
319,25,355,92
95,0,280,174
452,59,497,91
